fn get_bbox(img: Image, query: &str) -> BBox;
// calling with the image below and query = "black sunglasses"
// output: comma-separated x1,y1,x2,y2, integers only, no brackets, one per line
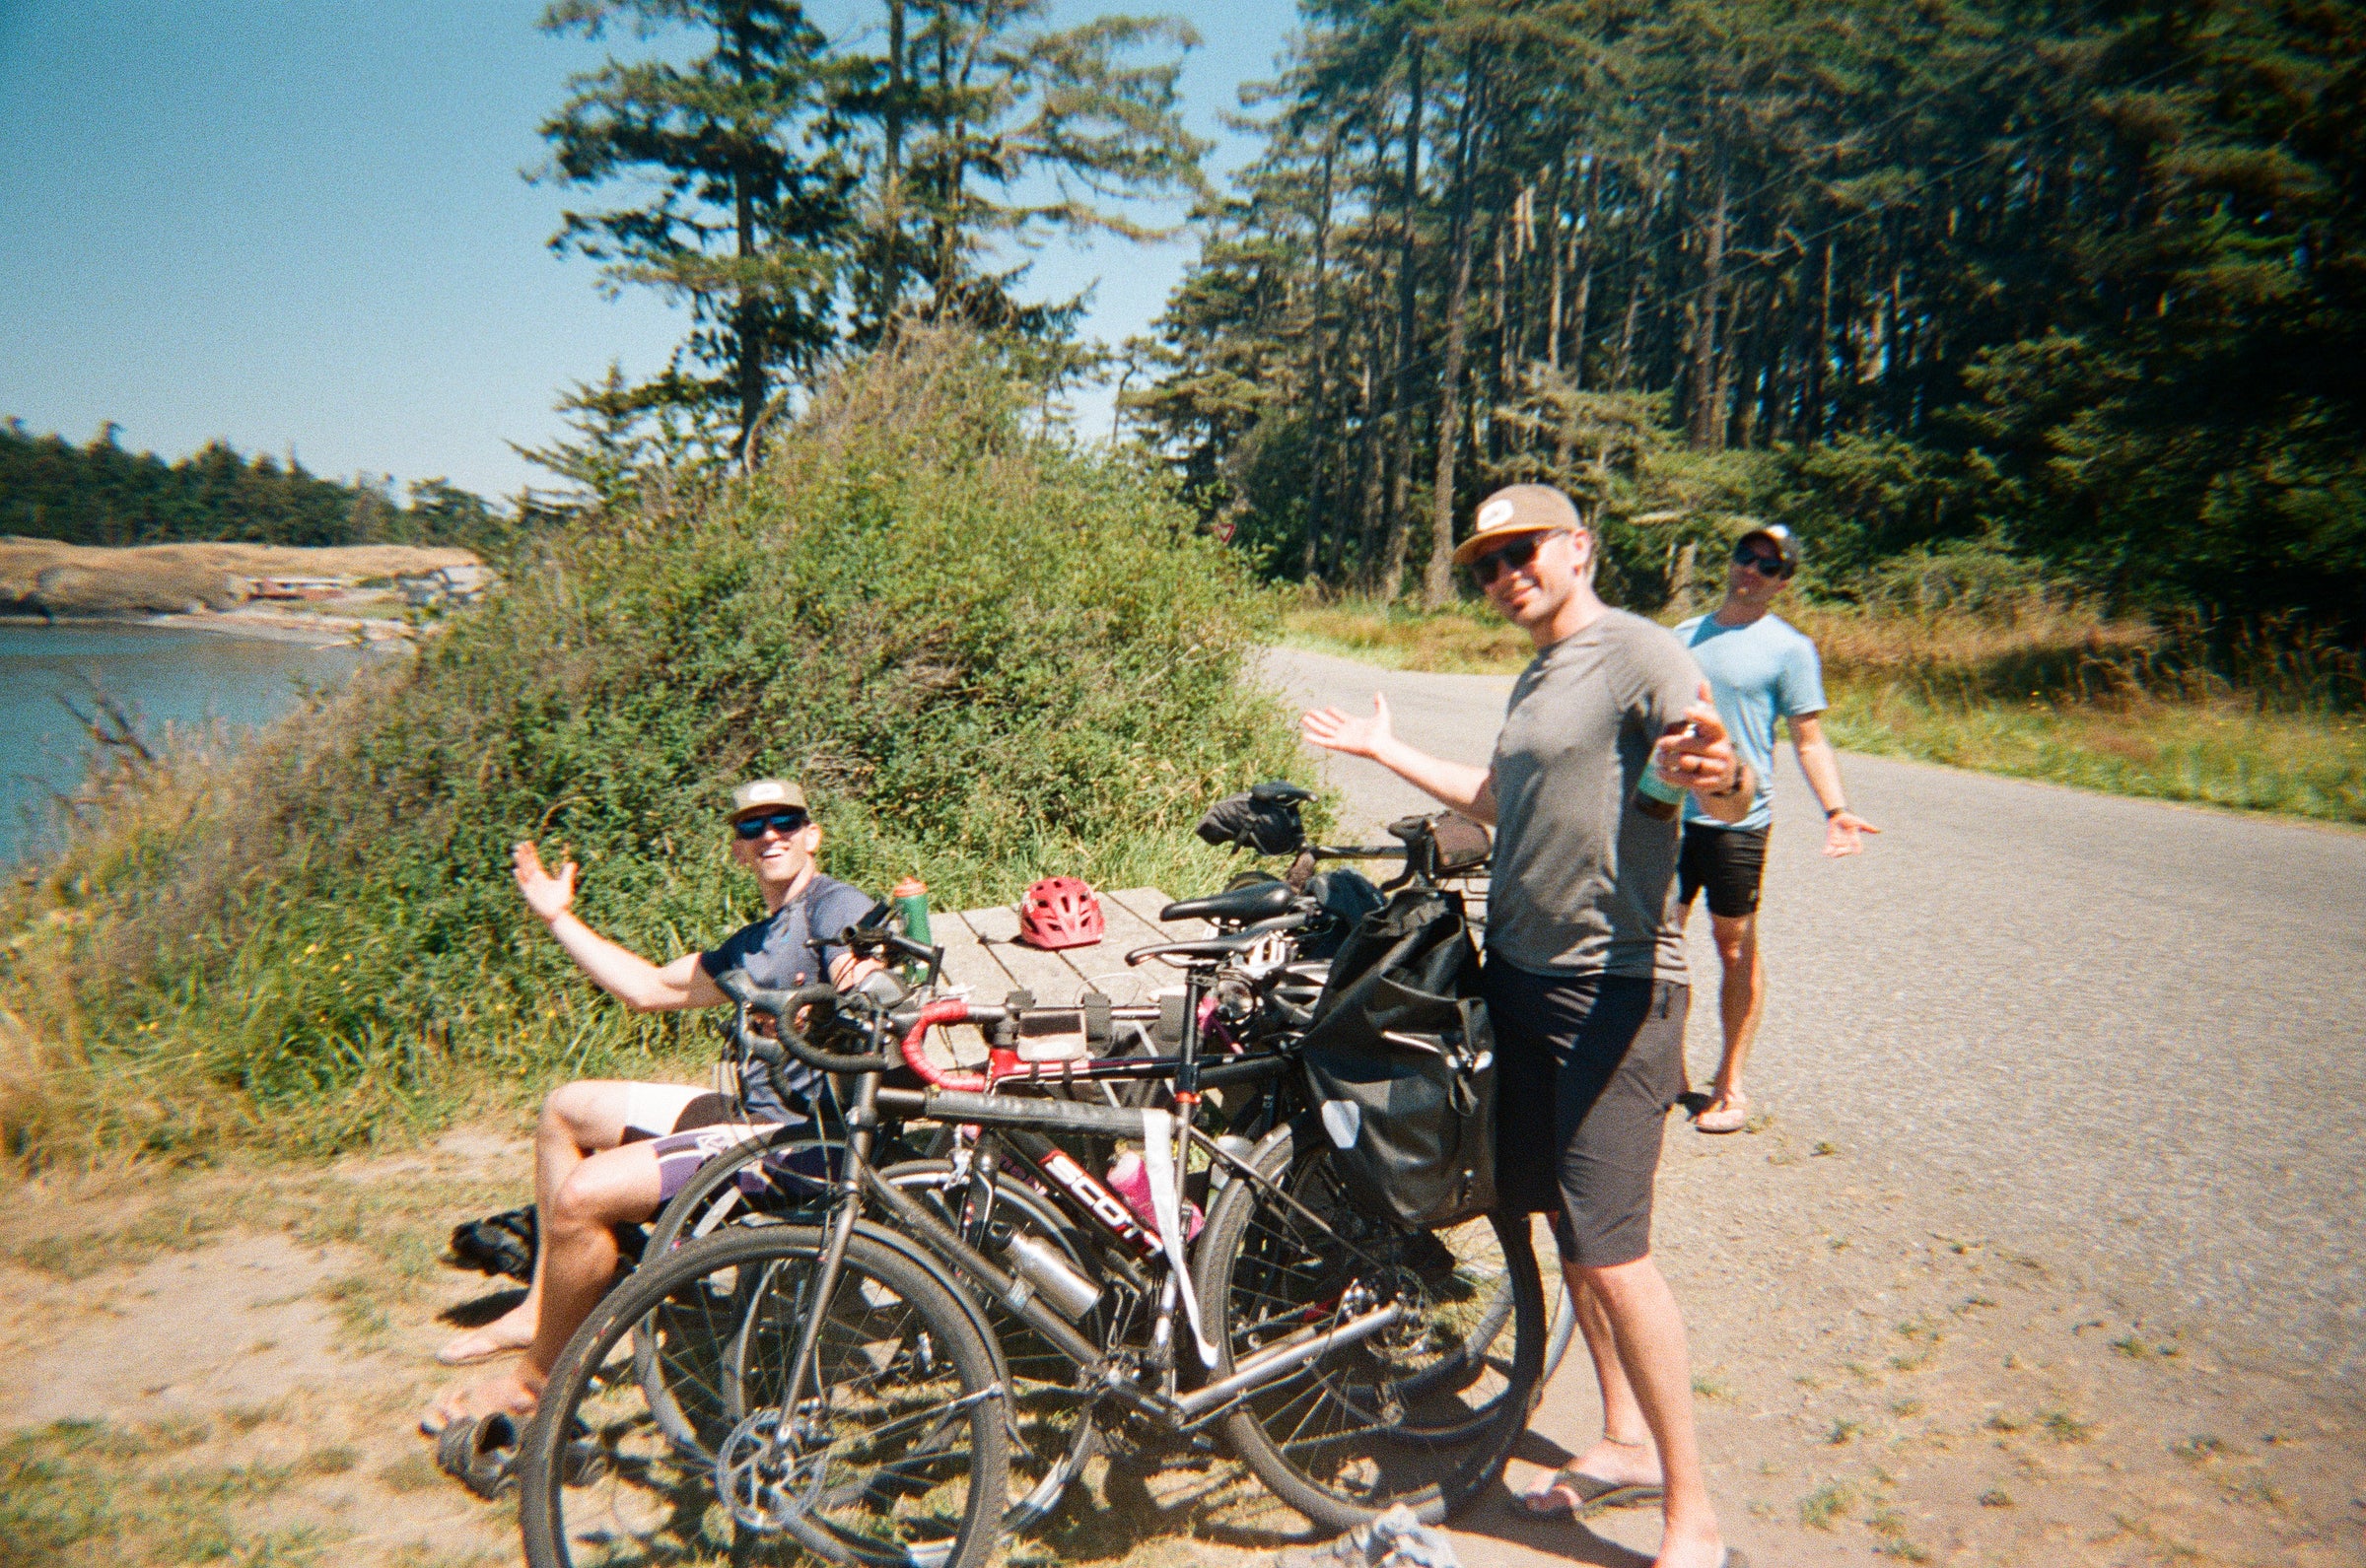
732,809,811,841
1468,531,1558,585
1733,542,1793,578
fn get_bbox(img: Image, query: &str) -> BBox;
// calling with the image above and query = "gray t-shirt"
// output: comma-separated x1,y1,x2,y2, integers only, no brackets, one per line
699,872,879,1118
1485,609,1703,981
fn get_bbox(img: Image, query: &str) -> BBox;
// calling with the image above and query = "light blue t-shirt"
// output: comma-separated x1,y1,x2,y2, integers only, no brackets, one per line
1674,611,1826,831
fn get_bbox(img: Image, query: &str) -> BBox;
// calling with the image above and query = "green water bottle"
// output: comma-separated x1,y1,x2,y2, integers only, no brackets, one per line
891,875,933,980
1634,719,1696,821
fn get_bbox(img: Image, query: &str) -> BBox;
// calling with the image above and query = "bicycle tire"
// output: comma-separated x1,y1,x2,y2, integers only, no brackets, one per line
520,1225,1009,1568
1196,1120,1543,1529
636,1140,1097,1535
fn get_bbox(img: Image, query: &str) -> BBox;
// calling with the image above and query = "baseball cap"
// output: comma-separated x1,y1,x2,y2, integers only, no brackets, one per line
1735,522,1801,574
1452,484,1584,567
728,779,808,822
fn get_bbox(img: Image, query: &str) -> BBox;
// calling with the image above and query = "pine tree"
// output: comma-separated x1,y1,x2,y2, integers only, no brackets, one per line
535,0,856,462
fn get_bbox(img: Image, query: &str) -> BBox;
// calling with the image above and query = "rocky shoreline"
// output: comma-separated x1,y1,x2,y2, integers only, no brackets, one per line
0,538,481,640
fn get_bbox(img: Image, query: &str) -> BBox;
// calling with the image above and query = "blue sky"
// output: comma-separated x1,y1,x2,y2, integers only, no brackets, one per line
0,0,1295,500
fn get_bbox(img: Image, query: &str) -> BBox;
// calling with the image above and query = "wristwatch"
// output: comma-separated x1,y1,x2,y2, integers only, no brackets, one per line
1825,804,1848,819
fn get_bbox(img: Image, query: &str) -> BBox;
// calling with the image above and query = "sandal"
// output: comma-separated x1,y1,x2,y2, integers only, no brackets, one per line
436,1412,520,1500
1693,1098,1750,1134
1522,1465,1665,1516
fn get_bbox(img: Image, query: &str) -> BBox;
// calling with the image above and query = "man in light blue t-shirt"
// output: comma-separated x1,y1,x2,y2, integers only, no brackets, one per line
1676,523,1879,1133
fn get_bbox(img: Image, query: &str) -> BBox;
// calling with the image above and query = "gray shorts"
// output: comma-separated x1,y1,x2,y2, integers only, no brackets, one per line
1483,963,1689,1268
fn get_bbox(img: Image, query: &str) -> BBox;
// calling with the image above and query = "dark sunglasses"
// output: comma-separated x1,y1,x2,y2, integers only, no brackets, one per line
1733,542,1793,578
1468,531,1558,585
732,809,810,841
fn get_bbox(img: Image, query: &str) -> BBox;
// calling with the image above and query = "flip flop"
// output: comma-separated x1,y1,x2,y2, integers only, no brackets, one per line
436,1327,527,1366
1693,1101,1750,1134
1521,1466,1665,1516
436,1412,520,1500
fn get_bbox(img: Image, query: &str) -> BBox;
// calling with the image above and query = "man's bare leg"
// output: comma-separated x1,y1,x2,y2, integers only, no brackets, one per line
1579,1254,1724,1568
425,1139,664,1430
437,1081,638,1364
1694,914,1762,1132
1527,1263,1663,1503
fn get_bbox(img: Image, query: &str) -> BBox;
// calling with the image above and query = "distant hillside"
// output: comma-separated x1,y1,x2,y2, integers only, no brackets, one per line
0,421,499,550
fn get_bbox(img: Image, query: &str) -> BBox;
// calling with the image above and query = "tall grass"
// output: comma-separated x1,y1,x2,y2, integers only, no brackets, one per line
1277,588,2366,825
1,335,1306,1164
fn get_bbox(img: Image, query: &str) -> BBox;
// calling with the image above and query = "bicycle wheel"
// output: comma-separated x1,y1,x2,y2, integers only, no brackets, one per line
1196,1120,1543,1530
520,1225,1009,1568
637,1141,1097,1531
875,1157,1101,1532
632,1131,840,1461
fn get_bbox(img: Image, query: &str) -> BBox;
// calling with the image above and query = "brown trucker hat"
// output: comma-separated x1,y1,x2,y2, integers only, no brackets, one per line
727,779,808,822
1452,484,1584,567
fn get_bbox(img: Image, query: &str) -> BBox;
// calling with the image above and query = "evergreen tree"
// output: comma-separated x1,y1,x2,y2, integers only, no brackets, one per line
1132,0,2366,634
535,0,857,461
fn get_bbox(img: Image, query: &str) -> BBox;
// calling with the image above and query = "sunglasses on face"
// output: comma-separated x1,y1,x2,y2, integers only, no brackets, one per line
1733,543,1793,578
1468,531,1559,585
732,810,810,841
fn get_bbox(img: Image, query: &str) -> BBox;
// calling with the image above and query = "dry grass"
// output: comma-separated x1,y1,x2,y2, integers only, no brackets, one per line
1280,592,2366,825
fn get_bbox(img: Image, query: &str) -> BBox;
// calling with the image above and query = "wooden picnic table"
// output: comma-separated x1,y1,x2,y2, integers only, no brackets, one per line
916,886,1209,1067
910,877,1488,1073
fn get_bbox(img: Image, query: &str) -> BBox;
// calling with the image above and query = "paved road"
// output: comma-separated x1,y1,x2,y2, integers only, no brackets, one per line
1261,646,2366,1385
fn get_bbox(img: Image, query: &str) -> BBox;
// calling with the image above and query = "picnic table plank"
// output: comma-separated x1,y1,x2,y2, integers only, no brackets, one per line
978,925,1103,1005
1073,898,1172,1004
928,913,1009,1059
1108,885,1210,941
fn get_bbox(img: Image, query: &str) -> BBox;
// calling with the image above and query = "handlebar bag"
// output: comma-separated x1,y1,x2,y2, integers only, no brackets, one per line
1296,888,1496,1230
1196,790,1307,855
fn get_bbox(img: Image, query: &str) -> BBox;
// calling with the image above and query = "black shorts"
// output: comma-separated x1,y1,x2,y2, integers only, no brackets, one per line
1679,822,1770,919
1483,962,1689,1269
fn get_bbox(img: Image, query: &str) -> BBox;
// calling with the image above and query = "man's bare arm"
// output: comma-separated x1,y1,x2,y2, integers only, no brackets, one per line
517,841,721,1010
1788,714,1879,856
1300,694,1498,824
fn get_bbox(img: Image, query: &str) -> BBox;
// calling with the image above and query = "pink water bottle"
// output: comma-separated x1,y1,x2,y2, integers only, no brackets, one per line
1107,1151,1204,1242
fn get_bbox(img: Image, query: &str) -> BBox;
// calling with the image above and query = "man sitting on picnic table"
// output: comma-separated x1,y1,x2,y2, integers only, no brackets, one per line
422,779,880,1433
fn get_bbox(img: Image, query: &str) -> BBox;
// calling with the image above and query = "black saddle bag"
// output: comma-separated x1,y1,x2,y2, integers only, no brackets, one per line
1296,888,1496,1230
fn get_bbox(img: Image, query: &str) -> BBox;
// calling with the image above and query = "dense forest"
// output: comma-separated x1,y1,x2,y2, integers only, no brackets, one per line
1126,0,2365,635
0,421,500,549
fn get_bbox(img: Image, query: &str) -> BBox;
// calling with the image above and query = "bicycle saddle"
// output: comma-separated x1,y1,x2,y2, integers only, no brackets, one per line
1160,879,1297,926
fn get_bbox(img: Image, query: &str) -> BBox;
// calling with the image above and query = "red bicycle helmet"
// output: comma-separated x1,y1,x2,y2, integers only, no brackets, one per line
1017,876,1103,950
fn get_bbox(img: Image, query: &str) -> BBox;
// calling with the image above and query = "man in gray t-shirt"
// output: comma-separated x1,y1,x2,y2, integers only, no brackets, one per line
1304,485,1752,1568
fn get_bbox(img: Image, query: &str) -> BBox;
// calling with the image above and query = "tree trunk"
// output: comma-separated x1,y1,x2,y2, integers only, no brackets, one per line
1688,148,1729,450
1300,139,1337,580
1344,328,1383,582
1380,34,1425,601
880,0,907,323
1569,160,1597,389
734,171,763,463
1807,234,1832,439
1424,52,1487,609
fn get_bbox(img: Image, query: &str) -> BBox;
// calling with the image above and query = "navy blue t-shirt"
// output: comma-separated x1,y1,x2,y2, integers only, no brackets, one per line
698,872,878,1119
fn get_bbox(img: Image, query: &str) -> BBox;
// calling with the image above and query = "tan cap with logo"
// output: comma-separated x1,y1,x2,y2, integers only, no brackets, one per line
1452,484,1583,567
728,779,808,822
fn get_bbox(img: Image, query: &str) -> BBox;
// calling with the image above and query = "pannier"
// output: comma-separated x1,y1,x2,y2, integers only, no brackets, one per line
1295,887,1496,1229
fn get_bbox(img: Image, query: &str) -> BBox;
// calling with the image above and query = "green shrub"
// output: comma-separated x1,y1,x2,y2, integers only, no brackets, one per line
4,333,1301,1159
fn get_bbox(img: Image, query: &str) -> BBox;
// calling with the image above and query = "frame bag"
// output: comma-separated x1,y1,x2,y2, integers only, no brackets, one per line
1296,888,1496,1229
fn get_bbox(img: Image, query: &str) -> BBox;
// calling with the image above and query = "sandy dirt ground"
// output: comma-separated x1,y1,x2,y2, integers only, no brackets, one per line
4,1099,2357,1568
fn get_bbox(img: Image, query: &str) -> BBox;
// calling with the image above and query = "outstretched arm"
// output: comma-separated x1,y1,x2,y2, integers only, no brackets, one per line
1788,715,1879,855
1300,693,1498,824
515,840,722,1010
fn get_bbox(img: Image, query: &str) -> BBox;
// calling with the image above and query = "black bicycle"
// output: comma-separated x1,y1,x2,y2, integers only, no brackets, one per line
517,953,1546,1568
